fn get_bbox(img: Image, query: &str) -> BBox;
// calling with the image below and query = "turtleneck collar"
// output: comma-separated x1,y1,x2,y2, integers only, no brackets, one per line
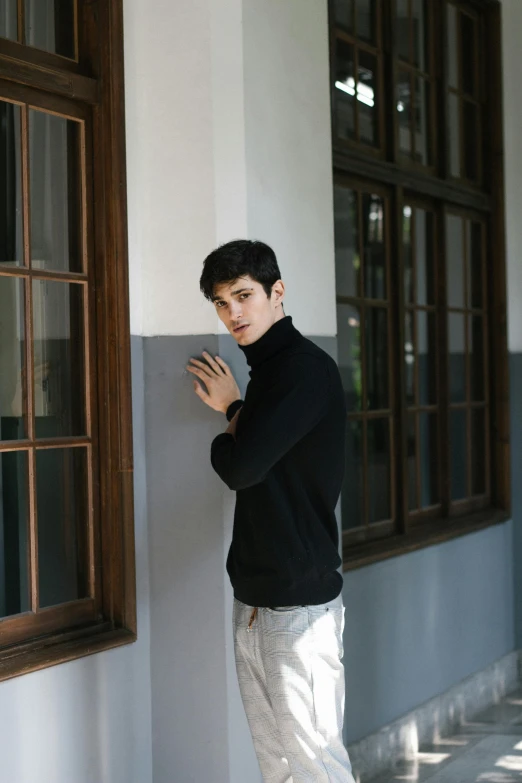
238,315,302,370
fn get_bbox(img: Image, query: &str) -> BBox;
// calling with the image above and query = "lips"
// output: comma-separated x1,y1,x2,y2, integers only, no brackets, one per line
234,324,249,333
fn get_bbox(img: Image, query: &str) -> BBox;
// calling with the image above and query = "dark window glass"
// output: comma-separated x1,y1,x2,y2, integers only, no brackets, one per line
366,307,389,409
412,0,428,71
36,447,89,608
25,0,76,59
368,418,390,522
397,70,412,157
419,412,439,506
0,101,23,269
469,222,483,309
418,311,437,405
0,0,17,40
446,214,464,308
0,451,30,618
450,409,467,500
415,209,435,306
342,419,363,530
356,0,376,44
0,277,26,440
396,0,410,61
363,193,386,298
448,93,460,177
403,205,413,303
447,3,458,89
334,0,354,33
460,14,476,96
471,409,486,495
334,187,360,298
463,101,478,181
448,313,466,404
407,414,417,510
335,40,356,141
405,310,415,406
337,303,362,412
358,50,378,146
414,76,430,165
469,315,485,402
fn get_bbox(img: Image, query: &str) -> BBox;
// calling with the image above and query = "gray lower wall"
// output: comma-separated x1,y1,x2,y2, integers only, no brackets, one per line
141,333,519,778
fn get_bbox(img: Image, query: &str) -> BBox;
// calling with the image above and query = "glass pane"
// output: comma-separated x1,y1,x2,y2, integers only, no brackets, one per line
450,409,467,501
33,280,85,438
342,418,363,530
469,222,483,309
412,0,428,71
337,303,362,412
419,412,438,507
397,70,412,157
403,205,413,303
0,101,23,267
471,409,486,495
358,50,378,146
334,0,354,33
469,315,485,401
461,13,476,96
25,0,75,59
334,187,360,298
29,109,82,273
415,208,435,305
0,451,30,617
363,193,386,298
404,310,415,406
368,418,390,522
448,93,460,177
0,0,17,40
356,0,376,43
335,40,356,141
36,447,89,608
447,3,458,89
414,76,430,166
366,307,389,410
418,311,437,405
446,214,464,308
448,313,466,403
396,0,410,61
463,101,478,181
0,277,25,440
407,414,417,511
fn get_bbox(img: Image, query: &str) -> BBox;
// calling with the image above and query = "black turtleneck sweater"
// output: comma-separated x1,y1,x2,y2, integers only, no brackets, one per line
210,315,346,607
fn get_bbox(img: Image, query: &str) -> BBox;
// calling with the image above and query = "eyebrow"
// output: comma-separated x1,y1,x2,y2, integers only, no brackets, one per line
212,287,254,302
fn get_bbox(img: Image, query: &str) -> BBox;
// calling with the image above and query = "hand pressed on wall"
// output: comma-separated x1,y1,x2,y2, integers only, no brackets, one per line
186,350,241,415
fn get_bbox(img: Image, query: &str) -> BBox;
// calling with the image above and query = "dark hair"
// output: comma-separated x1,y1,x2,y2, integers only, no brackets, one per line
200,239,283,305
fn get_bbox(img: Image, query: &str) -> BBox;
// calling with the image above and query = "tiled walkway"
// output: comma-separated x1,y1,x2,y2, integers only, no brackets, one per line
368,684,522,783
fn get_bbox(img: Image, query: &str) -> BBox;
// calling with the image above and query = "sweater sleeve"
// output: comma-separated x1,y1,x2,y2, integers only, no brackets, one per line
225,398,244,421
210,355,330,491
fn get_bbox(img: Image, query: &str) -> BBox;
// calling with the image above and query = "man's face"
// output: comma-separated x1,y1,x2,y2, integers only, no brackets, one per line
212,274,285,345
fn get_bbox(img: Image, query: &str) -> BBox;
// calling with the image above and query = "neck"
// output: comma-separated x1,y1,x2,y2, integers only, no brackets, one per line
239,314,301,369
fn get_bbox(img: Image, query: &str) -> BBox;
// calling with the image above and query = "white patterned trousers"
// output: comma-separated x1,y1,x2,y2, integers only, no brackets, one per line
233,593,356,783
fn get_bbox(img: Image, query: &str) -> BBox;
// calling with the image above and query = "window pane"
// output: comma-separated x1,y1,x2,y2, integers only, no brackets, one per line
0,0,17,40
334,40,356,141
450,409,467,500
33,280,85,438
36,447,89,608
471,409,486,495
447,3,458,89
407,414,417,510
25,0,75,59
448,93,460,177
415,208,435,305
463,101,478,181
0,451,30,618
366,307,389,410
461,14,476,96
337,303,362,412
334,0,354,33
342,419,363,530
469,222,484,309
356,0,376,43
405,310,415,406
419,412,438,506
0,277,25,440
412,0,428,71
469,315,485,401
403,205,413,303
396,0,410,61
29,110,82,273
334,187,360,298
414,76,430,166
446,214,464,308
363,193,386,298
397,70,412,157
418,311,437,405
368,418,390,522
0,101,23,267
448,313,466,403
358,50,378,146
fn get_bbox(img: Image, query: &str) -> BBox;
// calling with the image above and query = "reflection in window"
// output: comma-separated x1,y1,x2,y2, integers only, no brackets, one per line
0,277,25,440
0,0,17,41
25,0,76,59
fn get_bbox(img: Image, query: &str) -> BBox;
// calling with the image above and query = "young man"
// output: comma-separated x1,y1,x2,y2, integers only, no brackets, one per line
187,240,356,782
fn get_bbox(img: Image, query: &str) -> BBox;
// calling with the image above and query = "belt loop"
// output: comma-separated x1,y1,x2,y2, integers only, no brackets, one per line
247,607,258,632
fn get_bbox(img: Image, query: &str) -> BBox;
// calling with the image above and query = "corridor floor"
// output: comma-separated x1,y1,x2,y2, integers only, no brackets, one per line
367,684,522,783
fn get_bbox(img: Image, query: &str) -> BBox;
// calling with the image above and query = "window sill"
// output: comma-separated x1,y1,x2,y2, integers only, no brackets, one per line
0,623,136,683
342,507,510,571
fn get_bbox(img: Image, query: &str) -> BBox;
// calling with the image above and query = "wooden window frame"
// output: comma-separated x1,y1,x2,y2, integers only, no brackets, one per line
0,0,136,681
328,0,511,571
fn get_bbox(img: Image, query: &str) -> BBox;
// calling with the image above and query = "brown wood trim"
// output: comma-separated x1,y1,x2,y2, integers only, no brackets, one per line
0,38,82,74
0,626,136,683
0,598,96,647
0,53,98,104
343,507,509,570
